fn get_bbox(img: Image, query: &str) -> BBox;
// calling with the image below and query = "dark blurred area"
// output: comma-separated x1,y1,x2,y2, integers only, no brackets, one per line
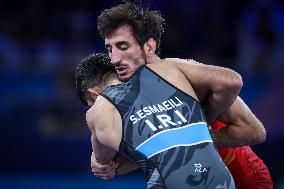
0,0,283,188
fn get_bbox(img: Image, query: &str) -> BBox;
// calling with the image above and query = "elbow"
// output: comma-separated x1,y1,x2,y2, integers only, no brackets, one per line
229,71,243,94
253,125,266,144
258,127,267,143
217,70,243,99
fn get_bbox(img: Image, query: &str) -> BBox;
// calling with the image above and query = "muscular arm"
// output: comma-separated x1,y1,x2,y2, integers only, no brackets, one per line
86,98,118,164
90,110,138,176
89,132,118,180
90,133,116,164
170,58,243,123
88,97,138,178
90,152,139,178
211,96,266,148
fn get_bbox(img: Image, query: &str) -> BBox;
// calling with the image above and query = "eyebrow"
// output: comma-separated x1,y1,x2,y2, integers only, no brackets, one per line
105,41,129,48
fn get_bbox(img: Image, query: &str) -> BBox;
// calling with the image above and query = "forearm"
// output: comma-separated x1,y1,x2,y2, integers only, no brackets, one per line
175,59,243,122
115,155,139,175
212,97,266,147
211,125,256,148
203,69,243,123
92,134,117,164
95,146,117,164
203,88,238,123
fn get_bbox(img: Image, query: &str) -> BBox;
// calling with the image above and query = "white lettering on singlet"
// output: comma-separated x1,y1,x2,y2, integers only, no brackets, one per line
130,96,183,123
129,96,191,131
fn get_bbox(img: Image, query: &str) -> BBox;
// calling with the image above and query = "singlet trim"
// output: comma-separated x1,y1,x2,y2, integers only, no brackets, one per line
136,121,208,149
135,122,213,159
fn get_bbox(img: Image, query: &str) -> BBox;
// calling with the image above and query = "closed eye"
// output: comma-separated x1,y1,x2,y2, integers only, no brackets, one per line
116,41,129,51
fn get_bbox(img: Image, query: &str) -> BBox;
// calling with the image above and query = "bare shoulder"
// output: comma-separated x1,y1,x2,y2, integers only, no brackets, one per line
147,59,182,77
148,58,204,72
161,58,242,85
164,58,201,65
164,58,232,71
86,96,117,131
146,58,200,100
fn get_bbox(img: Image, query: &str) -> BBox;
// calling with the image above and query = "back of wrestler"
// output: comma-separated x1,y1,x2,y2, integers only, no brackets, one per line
100,61,235,189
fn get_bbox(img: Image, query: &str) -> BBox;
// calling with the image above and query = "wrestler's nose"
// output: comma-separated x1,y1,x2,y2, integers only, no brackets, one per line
110,49,122,65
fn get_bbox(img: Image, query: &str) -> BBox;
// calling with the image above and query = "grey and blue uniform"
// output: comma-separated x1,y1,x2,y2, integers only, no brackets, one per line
101,66,235,189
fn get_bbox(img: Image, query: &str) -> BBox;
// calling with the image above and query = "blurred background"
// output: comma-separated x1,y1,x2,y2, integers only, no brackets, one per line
0,0,283,188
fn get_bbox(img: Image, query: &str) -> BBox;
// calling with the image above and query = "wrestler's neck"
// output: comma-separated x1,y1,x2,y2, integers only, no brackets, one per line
107,79,122,87
105,74,122,88
147,54,161,64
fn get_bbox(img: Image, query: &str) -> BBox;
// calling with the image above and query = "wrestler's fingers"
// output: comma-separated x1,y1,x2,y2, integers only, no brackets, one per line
101,176,115,181
92,163,118,175
93,171,111,177
96,164,117,174
100,173,116,180
91,161,116,172
92,168,114,174
91,158,113,170
91,152,117,165
94,171,115,179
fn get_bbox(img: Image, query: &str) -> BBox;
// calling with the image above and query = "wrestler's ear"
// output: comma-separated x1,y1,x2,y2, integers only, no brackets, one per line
143,38,157,56
87,87,103,96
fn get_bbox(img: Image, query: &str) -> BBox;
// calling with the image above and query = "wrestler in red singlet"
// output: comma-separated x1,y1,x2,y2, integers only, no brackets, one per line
183,58,273,188
212,121,273,189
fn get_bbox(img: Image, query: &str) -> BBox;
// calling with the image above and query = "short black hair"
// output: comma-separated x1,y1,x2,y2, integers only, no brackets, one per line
97,1,165,55
75,53,116,105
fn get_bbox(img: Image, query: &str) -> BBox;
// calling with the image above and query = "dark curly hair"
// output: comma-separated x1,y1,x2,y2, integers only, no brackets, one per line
97,1,165,55
75,53,116,105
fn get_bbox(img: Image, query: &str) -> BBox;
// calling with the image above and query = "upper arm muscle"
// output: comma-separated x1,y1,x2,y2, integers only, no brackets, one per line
87,97,121,163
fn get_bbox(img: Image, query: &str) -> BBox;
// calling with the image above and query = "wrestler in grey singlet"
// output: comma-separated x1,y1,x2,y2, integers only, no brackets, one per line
101,66,235,189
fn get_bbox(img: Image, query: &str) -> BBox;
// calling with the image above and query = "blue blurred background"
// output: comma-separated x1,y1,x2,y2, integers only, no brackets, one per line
0,0,283,188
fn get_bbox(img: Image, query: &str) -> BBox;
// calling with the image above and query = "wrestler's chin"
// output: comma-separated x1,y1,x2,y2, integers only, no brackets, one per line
118,73,131,81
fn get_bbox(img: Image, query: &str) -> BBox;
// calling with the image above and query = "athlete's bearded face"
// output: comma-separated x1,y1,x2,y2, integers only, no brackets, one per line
105,25,147,81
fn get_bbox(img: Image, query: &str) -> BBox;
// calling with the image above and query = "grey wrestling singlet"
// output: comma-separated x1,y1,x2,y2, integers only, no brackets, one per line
101,66,235,189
